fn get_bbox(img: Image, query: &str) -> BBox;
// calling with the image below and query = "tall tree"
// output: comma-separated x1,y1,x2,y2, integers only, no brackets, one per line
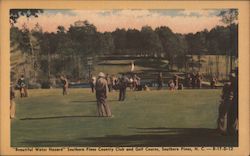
126,29,142,55
40,32,59,80
218,9,238,72
97,32,115,55
10,9,43,25
67,20,98,78
112,28,127,54
141,26,163,57
155,26,186,70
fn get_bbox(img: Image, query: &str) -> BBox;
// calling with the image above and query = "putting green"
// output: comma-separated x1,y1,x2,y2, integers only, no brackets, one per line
11,88,237,147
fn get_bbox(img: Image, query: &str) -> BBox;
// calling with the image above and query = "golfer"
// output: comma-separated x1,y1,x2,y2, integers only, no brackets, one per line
95,72,112,117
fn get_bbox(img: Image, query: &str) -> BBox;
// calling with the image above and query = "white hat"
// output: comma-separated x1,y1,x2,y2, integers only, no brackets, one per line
98,72,105,77
230,73,236,78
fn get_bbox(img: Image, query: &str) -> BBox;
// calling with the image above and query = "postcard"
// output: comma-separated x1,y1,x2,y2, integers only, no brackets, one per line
0,0,249,155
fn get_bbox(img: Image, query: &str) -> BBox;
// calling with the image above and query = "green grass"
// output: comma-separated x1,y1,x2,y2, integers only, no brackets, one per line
11,88,237,147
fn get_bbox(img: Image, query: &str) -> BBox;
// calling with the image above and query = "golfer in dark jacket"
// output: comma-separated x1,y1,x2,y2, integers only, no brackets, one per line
157,72,163,90
119,74,128,101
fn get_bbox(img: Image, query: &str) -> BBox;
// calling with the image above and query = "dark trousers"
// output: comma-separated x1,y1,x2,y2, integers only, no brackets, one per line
63,86,68,95
96,92,111,117
227,97,238,134
119,88,126,101
90,83,95,93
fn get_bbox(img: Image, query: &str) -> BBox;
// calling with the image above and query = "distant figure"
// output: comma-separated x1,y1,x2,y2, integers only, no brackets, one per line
133,74,140,91
95,72,112,117
119,74,129,101
114,78,119,90
185,73,192,88
60,75,68,95
110,75,114,91
143,85,150,91
196,72,202,88
178,83,184,90
210,76,217,89
17,75,28,97
191,72,196,89
173,75,178,89
128,76,134,90
157,72,163,90
168,80,175,91
106,74,112,92
10,86,16,119
131,61,135,72
89,75,96,93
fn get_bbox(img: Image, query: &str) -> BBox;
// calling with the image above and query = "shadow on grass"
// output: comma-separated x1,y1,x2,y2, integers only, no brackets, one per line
20,115,98,120
19,127,238,147
71,100,118,103
71,100,97,103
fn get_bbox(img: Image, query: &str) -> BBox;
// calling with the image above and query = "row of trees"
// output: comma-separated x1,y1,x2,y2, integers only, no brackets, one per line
10,9,238,83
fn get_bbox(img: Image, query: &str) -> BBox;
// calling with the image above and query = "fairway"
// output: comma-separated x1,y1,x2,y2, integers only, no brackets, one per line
11,89,237,147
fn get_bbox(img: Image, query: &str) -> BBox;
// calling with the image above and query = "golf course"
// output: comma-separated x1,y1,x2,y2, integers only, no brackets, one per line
11,88,238,147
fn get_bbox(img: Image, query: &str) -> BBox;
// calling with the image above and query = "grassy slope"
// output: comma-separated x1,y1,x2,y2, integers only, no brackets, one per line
11,88,237,147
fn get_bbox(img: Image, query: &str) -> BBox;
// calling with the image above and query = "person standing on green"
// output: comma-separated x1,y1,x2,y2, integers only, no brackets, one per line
10,85,16,119
119,74,129,101
106,74,112,92
95,72,112,117
60,75,68,95
157,72,163,90
17,75,28,97
196,72,202,89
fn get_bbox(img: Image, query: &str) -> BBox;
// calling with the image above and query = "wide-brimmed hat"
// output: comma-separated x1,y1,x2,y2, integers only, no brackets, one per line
98,72,105,77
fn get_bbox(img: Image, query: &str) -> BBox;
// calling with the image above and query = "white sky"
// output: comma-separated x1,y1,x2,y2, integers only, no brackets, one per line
14,9,227,34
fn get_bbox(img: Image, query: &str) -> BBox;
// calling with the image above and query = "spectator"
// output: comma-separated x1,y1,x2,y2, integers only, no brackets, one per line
60,75,69,95
157,72,163,90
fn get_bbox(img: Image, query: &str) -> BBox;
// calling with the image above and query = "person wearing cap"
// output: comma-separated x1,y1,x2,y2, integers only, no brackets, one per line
95,72,112,117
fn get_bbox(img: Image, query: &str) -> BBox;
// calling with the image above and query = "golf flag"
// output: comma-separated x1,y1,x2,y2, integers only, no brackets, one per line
131,61,135,72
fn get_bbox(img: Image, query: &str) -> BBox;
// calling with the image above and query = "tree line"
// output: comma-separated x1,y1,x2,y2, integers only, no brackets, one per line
10,11,238,84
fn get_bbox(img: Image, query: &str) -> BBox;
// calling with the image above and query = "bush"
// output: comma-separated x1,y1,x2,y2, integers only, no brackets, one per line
41,81,51,89
28,82,41,89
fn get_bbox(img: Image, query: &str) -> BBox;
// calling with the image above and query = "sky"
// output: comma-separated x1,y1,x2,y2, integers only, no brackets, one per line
14,9,227,34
